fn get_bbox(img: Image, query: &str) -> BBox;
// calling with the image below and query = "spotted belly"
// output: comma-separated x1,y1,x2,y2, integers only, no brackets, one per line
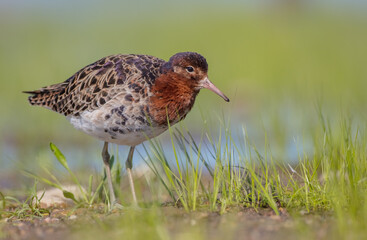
67,107,167,146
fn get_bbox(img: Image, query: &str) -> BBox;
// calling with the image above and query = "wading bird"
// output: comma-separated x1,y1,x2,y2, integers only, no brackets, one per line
25,52,229,206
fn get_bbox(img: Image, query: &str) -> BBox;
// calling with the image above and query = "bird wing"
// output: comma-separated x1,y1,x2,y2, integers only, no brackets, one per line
25,54,165,116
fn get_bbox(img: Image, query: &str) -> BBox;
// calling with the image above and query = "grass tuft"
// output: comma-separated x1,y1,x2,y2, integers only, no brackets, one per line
2,181,49,220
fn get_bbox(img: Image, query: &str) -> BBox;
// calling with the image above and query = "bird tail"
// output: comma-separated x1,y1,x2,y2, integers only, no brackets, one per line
23,82,67,109
23,89,57,108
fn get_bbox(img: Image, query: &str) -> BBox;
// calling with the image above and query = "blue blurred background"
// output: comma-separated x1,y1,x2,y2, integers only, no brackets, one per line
1,0,367,189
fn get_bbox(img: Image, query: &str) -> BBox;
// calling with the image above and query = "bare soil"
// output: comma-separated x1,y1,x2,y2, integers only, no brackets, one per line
1,205,331,240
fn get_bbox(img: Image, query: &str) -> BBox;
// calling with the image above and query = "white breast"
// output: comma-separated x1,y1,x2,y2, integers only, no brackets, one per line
67,111,167,146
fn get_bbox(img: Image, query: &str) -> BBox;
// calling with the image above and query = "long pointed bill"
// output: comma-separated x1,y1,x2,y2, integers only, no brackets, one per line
201,77,230,102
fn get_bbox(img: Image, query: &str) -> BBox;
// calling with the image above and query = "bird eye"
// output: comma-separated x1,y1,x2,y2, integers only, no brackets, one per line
186,66,194,73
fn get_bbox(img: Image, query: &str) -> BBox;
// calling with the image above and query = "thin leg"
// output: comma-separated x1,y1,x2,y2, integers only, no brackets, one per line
102,142,117,205
125,146,137,205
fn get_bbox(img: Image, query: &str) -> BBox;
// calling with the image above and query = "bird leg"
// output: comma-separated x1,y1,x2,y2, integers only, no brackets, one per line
125,146,137,205
102,142,117,205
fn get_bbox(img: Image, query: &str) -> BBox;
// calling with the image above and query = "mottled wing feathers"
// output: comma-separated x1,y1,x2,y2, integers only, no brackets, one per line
25,54,165,116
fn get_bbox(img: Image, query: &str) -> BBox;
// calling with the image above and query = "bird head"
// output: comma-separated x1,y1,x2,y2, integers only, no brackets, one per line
162,52,230,102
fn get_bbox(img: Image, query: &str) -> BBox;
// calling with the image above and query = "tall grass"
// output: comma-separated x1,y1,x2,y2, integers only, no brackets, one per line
22,143,112,209
144,119,283,213
18,110,367,220
2,109,367,239
142,111,367,238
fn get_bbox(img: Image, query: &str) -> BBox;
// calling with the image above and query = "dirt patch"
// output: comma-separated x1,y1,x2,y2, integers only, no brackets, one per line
1,205,331,240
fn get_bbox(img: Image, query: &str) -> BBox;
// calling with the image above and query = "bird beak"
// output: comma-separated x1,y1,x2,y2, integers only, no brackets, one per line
200,77,230,102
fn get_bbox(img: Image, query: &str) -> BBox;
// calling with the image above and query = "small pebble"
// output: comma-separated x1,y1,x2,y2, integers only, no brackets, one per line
44,217,60,223
269,215,281,220
299,210,308,215
44,217,52,223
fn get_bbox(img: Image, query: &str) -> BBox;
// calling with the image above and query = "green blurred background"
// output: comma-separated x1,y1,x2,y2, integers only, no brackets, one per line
1,0,367,188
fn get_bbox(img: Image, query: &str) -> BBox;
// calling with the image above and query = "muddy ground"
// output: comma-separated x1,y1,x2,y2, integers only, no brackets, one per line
1,205,331,240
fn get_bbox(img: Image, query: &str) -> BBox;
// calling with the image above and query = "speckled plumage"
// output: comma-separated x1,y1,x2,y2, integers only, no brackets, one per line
25,52,229,147
26,54,163,145
26,54,163,115
25,52,229,205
